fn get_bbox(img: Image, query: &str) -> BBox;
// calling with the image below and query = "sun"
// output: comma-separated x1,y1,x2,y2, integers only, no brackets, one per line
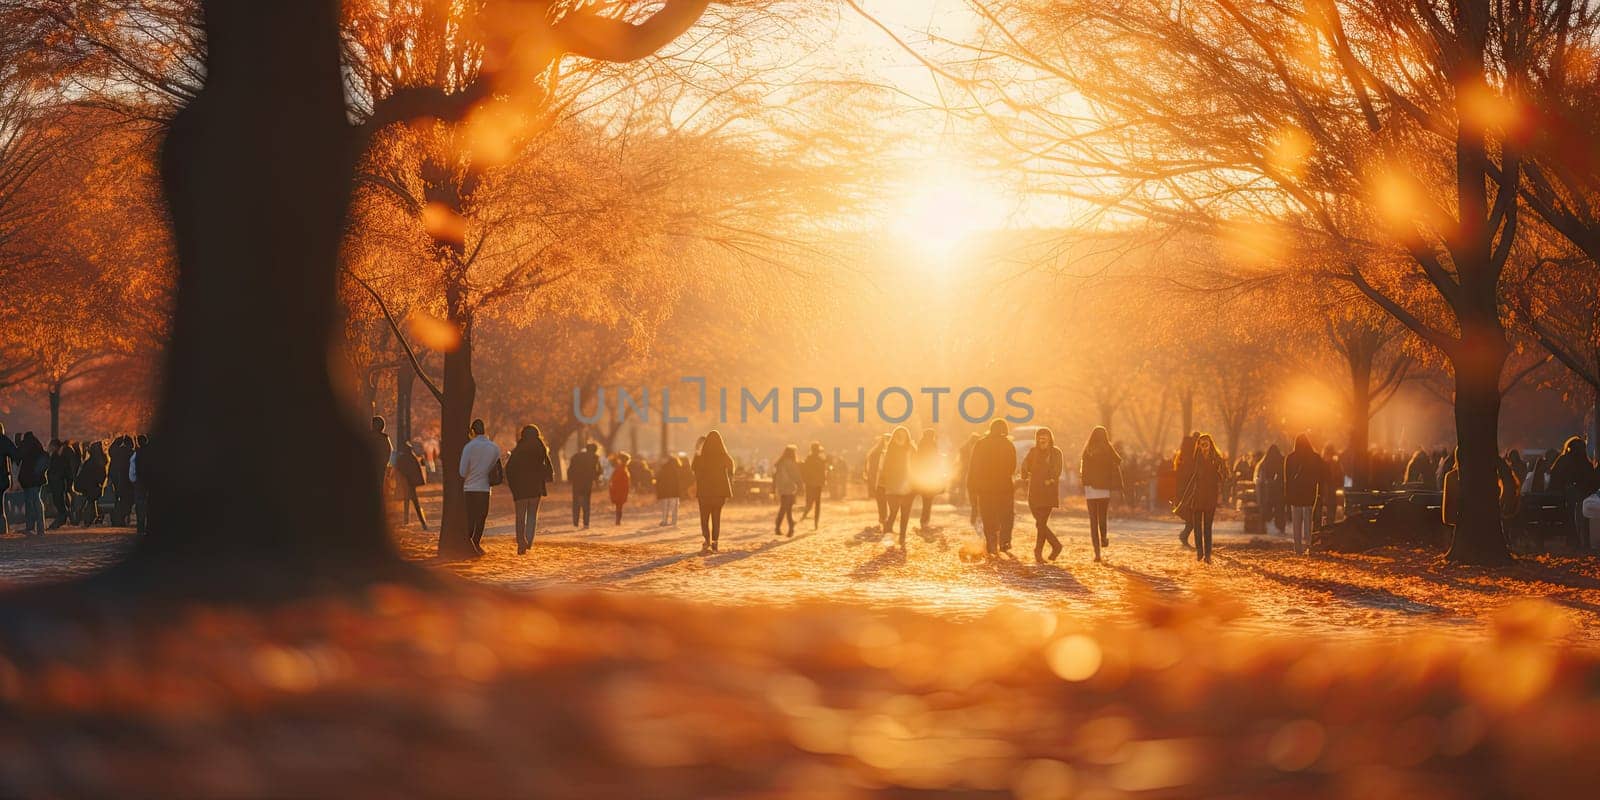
890,163,1009,260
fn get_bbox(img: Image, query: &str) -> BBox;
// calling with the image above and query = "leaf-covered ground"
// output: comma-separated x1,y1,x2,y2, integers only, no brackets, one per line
1,494,1597,797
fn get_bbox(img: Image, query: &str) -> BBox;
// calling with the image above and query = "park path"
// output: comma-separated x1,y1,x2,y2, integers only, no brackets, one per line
4,493,1597,642
392,493,1600,642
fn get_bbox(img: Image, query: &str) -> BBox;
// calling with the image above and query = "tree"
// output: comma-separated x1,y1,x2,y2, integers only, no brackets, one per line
932,0,1547,563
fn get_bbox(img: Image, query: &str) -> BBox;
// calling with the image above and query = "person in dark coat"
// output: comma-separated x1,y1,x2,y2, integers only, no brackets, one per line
1317,445,1343,527
772,444,802,537
17,433,47,536
609,453,632,525
1547,436,1597,545
967,419,1018,557
1255,444,1286,533
959,432,981,525
1173,434,1196,548
74,441,109,526
567,442,601,529
1177,433,1229,563
798,442,827,530
1018,427,1063,562
655,455,682,526
108,435,135,526
628,456,654,498
45,439,77,530
692,430,734,553
877,427,916,549
503,424,552,553
1283,434,1324,555
395,439,429,530
0,423,17,533
1080,425,1124,562
911,429,944,531
863,434,888,529
1403,448,1436,489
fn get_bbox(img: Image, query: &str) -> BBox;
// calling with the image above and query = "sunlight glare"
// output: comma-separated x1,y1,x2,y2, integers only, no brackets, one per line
890,163,1008,263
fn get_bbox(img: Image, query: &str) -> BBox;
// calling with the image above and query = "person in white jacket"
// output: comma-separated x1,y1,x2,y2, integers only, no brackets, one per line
459,418,501,555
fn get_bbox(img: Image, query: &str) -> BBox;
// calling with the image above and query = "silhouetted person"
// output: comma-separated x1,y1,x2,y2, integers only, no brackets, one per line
568,443,601,529
959,432,981,524
1080,426,1124,562
798,442,827,529
395,439,429,530
505,424,552,553
968,419,1018,557
459,418,500,555
912,429,944,530
608,452,632,525
1173,434,1196,548
864,433,889,529
45,439,76,530
1548,436,1597,545
1179,433,1228,564
0,423,17,533
1019,427,1063,562
878,427,915,549
1255,443,1286,534
773,444,801,537
131,434,149,534
1523,452,1552,495
693,430,734,553
17,433,46,536
74,441,109,526
656,454,681,526
1403,447,1435,489
372,415,393,483
1317,444,1343,527
1284,434,1324,555
108,435,135,525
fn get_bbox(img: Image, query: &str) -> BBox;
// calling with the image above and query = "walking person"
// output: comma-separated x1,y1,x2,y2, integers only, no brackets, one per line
693,431,734,554
609,452,632,525
960,432,981,526
45,439,76,530
1080,426,1124,562
0,424,15,533
1177,433,1229,564
505,424,552,553
17,433,46,536
1019,427,1063,562
798,442,827,530
1284,434,1324,555
864,434,889,530
1548,436,1598,547
108,435,135,526
968,419,1018,557
131,434,149,535
1255,443,1286,534
1317,444,1343,527
878,427,915,549
395,439,430,530
74,441,109,526
912,429,944,531
567,442,601,529
1173,433,1196,548
459,418,501,556
773,444,802,537
655,454,681,526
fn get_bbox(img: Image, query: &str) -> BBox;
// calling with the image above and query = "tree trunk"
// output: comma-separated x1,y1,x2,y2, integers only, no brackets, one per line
48,384,61,442
436,325,476,558
396,367,413,445
121,0,405,597
1444,329,1512,565
1346,348,1373,490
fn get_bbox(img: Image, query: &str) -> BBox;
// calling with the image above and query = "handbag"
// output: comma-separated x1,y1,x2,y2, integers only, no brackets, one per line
488,456,505,487
1172,476,1196,518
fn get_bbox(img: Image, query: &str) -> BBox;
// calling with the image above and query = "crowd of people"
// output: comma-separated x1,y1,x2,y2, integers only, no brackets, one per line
0,424,149,537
